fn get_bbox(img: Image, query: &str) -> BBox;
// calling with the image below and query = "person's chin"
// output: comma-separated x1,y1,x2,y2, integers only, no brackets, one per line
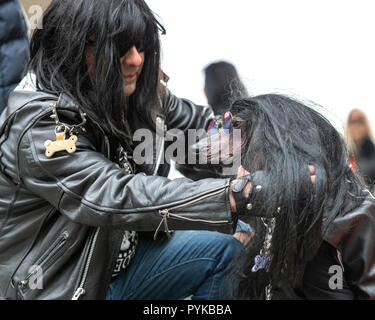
124,83,137,97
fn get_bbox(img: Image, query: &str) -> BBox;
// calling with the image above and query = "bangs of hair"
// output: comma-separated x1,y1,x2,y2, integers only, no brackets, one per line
108,0,165,57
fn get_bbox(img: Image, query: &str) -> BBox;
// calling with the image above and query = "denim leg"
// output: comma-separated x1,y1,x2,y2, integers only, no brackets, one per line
106,230,244,300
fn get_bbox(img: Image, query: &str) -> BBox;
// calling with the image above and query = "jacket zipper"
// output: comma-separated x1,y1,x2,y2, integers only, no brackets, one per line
154,187,229,239
72,227,100,300
152,117,166,176
71,123,106,300
159,187,228,221
19,231,69,289
71,120,108,300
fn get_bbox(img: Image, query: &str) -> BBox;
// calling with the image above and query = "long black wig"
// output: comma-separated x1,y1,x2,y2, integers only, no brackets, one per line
230,94,367,299
27,0,165,150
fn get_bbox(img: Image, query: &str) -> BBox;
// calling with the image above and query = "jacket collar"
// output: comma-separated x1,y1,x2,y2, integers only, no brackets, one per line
56,92,81,112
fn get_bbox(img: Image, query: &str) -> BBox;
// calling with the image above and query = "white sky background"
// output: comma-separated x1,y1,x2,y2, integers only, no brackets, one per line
146,0,375,134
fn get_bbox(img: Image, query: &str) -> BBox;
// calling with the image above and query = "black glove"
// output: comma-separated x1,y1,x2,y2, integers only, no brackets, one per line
232,171,278,218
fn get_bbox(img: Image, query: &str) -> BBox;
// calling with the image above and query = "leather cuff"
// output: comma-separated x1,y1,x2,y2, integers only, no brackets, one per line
232,171,279,218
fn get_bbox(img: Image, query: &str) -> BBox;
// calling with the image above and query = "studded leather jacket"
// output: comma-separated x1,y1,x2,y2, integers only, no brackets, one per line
0,80,236,300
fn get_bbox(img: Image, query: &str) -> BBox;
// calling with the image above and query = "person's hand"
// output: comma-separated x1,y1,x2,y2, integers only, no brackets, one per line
229,166,251,212
229,165,316,212
234,230,255,245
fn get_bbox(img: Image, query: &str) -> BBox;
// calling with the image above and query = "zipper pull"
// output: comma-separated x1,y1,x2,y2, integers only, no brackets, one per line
159,209,169,215
72,287,85,300
154,209,171,240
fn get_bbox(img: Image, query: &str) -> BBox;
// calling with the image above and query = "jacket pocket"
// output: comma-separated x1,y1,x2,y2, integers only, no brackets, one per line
17,231,69,294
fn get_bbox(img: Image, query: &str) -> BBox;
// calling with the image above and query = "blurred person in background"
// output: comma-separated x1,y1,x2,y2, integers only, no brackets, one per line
0,0,30,115
204,61,248,116
175,61,249,181
346,109,375,191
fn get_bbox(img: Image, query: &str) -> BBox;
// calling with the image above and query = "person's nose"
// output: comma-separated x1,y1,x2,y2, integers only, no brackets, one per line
121,46,143,69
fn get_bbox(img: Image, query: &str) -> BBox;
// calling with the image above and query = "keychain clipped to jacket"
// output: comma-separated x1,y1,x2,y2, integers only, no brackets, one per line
44,104,86,158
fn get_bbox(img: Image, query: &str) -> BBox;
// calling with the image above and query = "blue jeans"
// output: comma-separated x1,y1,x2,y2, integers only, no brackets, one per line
106,227,246,300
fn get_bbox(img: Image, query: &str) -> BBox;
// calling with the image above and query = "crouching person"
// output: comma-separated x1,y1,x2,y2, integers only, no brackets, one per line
0,0,251,300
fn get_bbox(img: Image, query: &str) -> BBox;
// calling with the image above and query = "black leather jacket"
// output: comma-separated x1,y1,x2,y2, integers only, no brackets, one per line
0,84,236,300
302,193,375,299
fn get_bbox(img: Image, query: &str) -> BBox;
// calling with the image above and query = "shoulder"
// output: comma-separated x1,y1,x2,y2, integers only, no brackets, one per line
2,89,89,140
323,192,375,249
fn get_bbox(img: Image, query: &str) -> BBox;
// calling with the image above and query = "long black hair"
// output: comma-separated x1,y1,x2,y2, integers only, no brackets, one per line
231,94,366,299
204,61,248,115
28,0,165,149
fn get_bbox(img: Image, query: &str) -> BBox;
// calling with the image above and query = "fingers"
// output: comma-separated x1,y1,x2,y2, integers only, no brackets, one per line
229,180,238,212
236,166,252,197
311,175,316,184
236,165,250,179
308,165,316,175
309,165,316,184
233,231,254,245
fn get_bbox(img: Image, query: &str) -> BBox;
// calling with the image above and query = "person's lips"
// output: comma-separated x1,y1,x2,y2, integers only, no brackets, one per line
123,73,137,83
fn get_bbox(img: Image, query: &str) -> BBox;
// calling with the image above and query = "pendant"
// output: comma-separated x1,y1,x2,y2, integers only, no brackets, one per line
44,131,78,158
251,252,271,272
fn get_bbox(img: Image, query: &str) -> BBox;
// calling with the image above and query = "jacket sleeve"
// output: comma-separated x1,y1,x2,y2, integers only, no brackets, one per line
162,88,214,133
17,109,235,233
324,195,375,299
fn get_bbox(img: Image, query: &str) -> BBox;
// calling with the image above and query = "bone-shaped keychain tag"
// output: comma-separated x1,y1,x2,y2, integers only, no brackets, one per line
44,131,78,158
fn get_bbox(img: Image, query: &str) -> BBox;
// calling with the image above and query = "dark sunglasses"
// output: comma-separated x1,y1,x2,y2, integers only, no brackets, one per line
86,22,166,57
208,112,244,136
